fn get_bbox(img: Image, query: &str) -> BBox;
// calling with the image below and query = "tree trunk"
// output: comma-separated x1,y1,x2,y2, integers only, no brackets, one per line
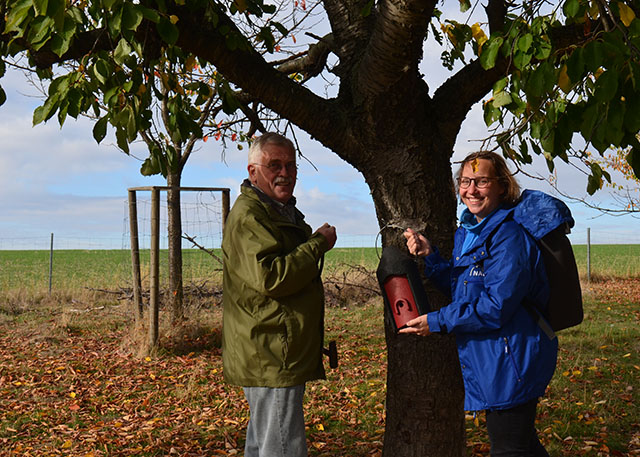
350,121,467,455
166,172,184,321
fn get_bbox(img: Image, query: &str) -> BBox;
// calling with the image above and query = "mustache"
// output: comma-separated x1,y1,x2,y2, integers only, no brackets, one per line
274,177,293,185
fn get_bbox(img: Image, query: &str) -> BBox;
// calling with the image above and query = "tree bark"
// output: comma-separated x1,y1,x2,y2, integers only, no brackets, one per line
352,112,466,455
166,172,184,322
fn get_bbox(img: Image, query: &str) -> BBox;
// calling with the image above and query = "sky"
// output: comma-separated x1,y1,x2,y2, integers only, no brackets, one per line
1,14,638,250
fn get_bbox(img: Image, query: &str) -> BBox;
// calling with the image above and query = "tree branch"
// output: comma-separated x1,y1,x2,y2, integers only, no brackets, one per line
355,0,438,98
174,6,351,154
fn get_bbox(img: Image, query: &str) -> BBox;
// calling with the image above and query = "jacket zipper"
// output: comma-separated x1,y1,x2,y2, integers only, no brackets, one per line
503,337,522,382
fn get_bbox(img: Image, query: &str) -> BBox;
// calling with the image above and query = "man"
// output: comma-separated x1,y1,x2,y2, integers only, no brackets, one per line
221,132,337,457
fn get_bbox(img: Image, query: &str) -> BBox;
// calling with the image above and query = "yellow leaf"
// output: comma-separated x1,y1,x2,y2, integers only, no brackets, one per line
558,64,572,93
572,370,582,376
562,371,570,376
62,440,73,449
471,23,487,46
150,373,156,380
618,2,636,27
69,392,76,398
588,366,598,371
169,15,179,25
623,353,631,358
145,357,151,362
316,423,325,431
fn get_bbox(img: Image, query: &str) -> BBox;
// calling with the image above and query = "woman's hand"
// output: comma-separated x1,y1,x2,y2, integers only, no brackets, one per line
398,315,431,336
403,228,433,257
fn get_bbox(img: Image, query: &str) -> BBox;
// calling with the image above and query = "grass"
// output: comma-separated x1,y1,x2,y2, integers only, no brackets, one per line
2,244,638,294
0,248,638,456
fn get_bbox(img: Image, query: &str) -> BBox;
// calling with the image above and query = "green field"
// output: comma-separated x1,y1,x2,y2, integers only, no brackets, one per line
0,245,638,293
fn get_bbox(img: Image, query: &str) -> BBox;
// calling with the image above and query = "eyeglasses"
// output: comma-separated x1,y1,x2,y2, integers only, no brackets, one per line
458,177,497,188
252,162,298,173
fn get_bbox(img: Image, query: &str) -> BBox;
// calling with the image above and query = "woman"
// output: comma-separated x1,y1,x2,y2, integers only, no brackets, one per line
402,151,558,456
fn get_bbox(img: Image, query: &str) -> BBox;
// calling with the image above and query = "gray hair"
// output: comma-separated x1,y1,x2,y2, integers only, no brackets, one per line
248,132,295,164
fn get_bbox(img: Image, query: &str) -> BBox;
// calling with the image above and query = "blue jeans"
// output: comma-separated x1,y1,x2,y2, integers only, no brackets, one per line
486,398,549,457
243,385,307,457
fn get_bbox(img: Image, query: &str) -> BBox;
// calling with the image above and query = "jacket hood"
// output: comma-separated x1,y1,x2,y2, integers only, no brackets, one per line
513,190,574,239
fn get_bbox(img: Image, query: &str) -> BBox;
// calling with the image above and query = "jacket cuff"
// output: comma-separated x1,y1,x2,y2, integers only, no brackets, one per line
309,232,330,255
427,311,447,334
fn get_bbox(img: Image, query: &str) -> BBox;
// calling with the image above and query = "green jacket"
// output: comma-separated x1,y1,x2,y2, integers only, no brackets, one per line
221,182,330,387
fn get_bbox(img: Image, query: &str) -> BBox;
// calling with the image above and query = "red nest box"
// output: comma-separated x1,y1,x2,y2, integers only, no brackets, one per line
376,245,430,332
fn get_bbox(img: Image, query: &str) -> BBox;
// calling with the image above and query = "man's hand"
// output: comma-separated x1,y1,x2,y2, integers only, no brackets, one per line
315,223,337,250
403,228,433,257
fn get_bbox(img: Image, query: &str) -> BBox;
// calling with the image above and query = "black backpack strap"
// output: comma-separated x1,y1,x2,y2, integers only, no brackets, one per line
523,298,557,340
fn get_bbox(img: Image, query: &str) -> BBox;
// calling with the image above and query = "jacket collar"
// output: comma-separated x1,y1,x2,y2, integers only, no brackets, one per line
457,204,514,255
241,179,301,223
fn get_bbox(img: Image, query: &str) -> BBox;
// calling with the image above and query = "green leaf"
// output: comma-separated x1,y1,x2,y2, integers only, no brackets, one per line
594,70,618,102
513,50,532,70
140,158,157,176
533,39,552,60
140,6,160,23
517,33,533,52
92,59,111,85
480,36,504,70
5,0,33,34
526,64,547,98
33,94,59,125
157,16,179,45
122,2,143,31
28,15,56,50
579,103,599,140
493,77,508,93
109,4,123,36
114,38,133,65
93,116,109,143
566,47,585,83
493,90,512,107
584,41,603,73
115,127,130,154
49,15,76,56
483,101,501,125
563,0,580,18
33,0,49,16
272,21,289,37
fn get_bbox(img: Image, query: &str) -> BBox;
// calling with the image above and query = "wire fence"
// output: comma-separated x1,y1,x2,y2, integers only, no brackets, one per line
0,230,638,295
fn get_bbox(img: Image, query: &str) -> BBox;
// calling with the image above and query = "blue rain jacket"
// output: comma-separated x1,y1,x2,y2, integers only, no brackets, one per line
424,191,565,411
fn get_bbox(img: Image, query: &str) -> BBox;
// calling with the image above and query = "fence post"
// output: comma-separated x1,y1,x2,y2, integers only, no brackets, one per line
587,227,591,282
48,233,54,294
149,187,160,347
222,188,230,229
128,190,144,320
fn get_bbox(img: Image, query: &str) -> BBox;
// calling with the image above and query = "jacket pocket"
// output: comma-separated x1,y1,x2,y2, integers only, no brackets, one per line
503,337,523,383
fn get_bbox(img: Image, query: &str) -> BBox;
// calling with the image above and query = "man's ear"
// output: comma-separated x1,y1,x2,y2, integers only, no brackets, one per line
247,164,256,182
